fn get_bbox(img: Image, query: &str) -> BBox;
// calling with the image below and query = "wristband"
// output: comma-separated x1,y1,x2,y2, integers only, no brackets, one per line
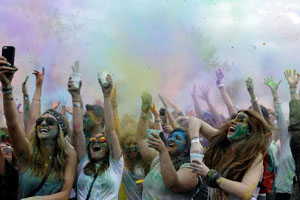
206,169,222,188
33,98,41,101
73,102,81,108
191,137,200,144
251,97,257,104
1,86,13,96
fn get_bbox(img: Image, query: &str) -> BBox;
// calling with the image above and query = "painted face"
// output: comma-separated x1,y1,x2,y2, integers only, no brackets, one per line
88,133,108,161
227,112,251,142
124,136,139,158
36,114,59,140
83,110,100,130
167,131,187,155
0,143,13,162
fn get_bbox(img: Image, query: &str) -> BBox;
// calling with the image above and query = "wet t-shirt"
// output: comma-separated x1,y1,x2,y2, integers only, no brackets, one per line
143,156,192,200
77,154,124,200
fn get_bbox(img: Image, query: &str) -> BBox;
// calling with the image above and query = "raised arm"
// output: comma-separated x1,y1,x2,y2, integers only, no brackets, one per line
191,85,204,119
199,85,221,127
67,77,85,160
148,132,199,192
25,68,45,136
159,94,179,129
22,75,30,130
246,78,263,116
136,92,159,164
216,69,236,116
285,69,300,101
150,103,163,131
111,86,122,138
99,75,122,161
0,56,31,165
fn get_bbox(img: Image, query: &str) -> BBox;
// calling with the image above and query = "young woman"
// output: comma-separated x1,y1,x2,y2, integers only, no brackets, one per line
0,56,77,200
68,74,123,200
137,92,199,200
190,110,272,199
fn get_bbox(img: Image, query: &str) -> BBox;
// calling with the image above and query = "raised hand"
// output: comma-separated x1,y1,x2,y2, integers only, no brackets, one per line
284,69,300,89
150,103,159,117
158,94,168,109
246,77,254,95
198,85,211,102
0,56,18,87
264,76,282,93
67,77,81,97
191,85,197,98
111,85,117,109
63,105,73,115
32,67,45,87
98,74,113,97
71,60,80,73
215,68,224,86
147,132,166,153
141,92,152,114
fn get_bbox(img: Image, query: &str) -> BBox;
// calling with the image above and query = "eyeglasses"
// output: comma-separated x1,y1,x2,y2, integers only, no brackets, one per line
231,113,248,123
89,136,106,143
36,117,57,126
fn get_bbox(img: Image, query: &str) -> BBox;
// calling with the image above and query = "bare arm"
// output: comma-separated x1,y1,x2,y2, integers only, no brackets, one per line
159,94,179,129
25,68,45,136
188,116,218,140
111,86,122,138
191,85,204,119
246,78,263,116
68,78,86,160
22,75,30,130
0,61,32,167
101,75,122,161
150,103,163,131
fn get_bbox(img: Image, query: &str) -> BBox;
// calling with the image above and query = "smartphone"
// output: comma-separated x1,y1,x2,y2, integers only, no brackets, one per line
2,46,15,67
159,108,166,117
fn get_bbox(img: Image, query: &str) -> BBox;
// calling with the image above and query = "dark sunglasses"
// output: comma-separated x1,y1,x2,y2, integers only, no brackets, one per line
231,112,248,123
36,117,57,126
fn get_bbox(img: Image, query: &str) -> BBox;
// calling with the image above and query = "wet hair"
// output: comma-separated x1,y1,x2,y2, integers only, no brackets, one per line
204,109,271,181
84,133,110,176
85,104,105,128
28,109,69,181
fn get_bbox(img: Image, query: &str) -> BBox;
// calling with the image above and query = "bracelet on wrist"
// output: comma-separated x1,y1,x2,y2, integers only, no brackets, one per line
251,97,257,104
206,169,222,188
1,86,13,96
73,102,81,108
191,137,200,144
33,98,41,101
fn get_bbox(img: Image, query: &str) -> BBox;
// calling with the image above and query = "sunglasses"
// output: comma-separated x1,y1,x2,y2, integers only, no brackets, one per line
36,117,57,126
231,113,248,123
89,136,106,143
1,146,12,154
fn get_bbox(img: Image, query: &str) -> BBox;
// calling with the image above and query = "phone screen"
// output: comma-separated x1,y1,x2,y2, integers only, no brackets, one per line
2,46,15,67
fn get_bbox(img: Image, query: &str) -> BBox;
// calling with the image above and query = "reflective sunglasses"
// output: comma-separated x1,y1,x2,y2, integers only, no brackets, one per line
89,136,106,143
36,117,57,126
231,113,248,123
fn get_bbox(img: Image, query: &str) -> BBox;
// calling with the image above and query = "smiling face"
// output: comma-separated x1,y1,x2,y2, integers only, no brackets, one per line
88,133,108,161
36,114,59,140
124,135,139,159
227,112,251,142
167,131,187,156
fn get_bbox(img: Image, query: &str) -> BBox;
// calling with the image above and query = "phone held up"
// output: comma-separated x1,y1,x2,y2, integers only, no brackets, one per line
2,46,15,67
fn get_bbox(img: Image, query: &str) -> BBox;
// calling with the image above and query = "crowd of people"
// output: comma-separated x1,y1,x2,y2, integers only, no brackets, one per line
0,53,299,200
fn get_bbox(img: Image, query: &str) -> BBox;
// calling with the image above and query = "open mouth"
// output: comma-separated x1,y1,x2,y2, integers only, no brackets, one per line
39,127,49,134
92,144,101,152
168,141,175,148
228,125,237,134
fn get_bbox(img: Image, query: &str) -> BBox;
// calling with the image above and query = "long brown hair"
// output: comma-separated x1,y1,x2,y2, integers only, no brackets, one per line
203,109,272,181
28,111,69,181
84,133,110,176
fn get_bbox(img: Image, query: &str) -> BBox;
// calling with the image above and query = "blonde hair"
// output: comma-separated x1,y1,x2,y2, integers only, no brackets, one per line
28,116,69,181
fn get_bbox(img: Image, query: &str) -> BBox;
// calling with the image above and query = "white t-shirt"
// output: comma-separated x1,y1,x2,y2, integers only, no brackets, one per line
77,154,124,200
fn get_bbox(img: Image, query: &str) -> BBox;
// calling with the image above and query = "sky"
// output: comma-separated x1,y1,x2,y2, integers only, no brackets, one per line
0,0,300,117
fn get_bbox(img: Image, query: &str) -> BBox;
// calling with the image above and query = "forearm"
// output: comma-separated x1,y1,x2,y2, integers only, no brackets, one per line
206,100,221,127
104,96,121,159
0,151,4,176
159,150,179,189
192,96,204,119
249,93,262,116
166,110,179,129
218,85,236,116
23,94,30,130
72,96,86,159
290,87,299,100
217,177,258,200
113,107,122,138
152,114,163,131
136,115,148,142
26,86,42,135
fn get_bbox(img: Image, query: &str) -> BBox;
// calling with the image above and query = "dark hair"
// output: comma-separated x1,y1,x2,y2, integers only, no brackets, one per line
85,104,105,128
204,109,271,181
84,133,110,176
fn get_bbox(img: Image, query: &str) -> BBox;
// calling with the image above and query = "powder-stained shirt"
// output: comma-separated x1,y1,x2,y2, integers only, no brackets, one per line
77,154,124,200
122,166,145,200
274,102,295,193
143,156,194,200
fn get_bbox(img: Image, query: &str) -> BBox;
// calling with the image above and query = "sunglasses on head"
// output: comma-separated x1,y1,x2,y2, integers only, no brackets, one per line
231,112,248,123
89,136,106,143
36,117,57,126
